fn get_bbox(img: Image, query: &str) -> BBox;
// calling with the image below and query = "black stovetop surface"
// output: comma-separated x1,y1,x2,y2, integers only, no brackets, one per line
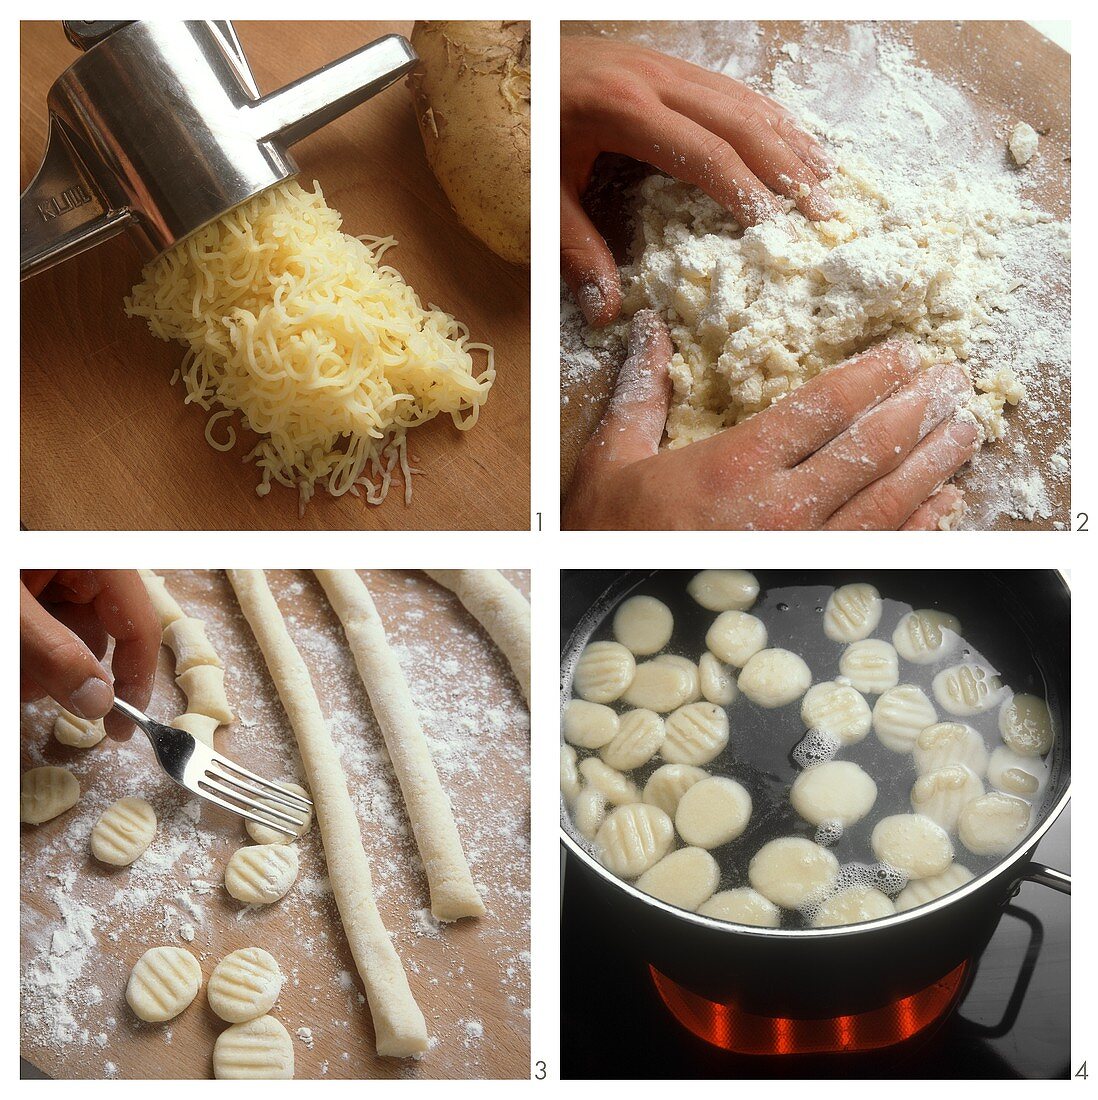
560,805,1070,1080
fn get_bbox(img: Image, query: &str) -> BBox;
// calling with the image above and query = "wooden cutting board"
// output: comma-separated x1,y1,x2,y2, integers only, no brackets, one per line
20,22,530,531
20,569,530,1079
560,20,1070,531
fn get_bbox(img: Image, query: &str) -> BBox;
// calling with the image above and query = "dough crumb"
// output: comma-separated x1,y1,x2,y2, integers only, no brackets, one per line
1009,121,1039,166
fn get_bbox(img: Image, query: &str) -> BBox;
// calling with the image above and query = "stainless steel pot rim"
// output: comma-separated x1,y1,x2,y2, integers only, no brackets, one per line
561,781,1070,940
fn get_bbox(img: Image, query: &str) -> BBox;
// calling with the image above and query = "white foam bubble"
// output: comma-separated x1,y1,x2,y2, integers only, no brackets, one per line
792,728,841,769
814,820,844,847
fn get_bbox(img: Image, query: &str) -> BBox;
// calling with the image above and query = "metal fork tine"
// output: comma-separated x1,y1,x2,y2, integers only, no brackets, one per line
201,775,305,829
210,753,312,810
204,766,283,809
196,783,302,838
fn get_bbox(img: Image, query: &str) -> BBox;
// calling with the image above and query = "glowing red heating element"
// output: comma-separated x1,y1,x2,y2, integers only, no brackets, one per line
650,962,969,1055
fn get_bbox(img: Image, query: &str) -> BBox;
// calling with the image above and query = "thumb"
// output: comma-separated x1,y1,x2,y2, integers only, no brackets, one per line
561,187,621,326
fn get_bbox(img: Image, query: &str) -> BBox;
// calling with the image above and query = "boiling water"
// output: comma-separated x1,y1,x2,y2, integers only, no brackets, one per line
561,572,1058,929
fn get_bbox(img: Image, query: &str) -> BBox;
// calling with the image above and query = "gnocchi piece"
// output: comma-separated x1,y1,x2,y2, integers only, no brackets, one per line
823,584,882,643
800,682,871,745
612,595,674,655
600,709,666,771
170,712,219,747
698,888,781,928
573,641,636,704
811,885,895,928
176,664,234,725
208,947,285,1023
892,609,962,665
573,787,608,840
20,766,80,824
998,693,1055,756
872,685,937,752
662,703,730,765
652,655,702,703
687,570,759,612
790,761,877,827
738,648,811,708
162,616,224,674
595,803,675,878
699,652,737,705
53,708,106,748
126,946,202,1022
910,766,985,832
643,764,708,817
579,758,639,806
933,662,1005,717
987,746,1049,799
913,722,989,777
213,1014,294,1079
871,814,953,880
839,640,899,694
224,844,299,905
958,792,1031,856
635,847,720,911
562,699,619,749
675,776,752,848
90,796,157,866
705,611,768,668
246,781,313,845
894,864,974,912
748,837,839,909
622,658,697,712
560,744,582,803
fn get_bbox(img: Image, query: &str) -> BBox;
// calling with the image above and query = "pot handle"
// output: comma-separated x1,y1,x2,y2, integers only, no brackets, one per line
1021,861,1071,894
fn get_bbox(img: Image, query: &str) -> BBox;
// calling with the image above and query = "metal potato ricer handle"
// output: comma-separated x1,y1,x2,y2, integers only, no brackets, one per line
20,20,417,280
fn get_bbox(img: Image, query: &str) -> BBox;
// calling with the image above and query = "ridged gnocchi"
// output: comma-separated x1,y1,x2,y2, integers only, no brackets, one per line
91,796,157,866
224,844,299,904
573,641,635,704
53,708,106,748
801,682,871,745
823,584,882,643
208,947,284,1023
595,803,675,878
662,703,730,765
126,946,202,1022
20,766,79,824
600,709,665,771
839,640,899,695
872,685,937,752
245,781,313,845
213,1014,294,1079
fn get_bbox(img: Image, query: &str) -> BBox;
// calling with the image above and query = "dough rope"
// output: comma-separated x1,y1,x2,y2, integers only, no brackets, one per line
227,569,427,1058
315,570,485,922
423,570,530,704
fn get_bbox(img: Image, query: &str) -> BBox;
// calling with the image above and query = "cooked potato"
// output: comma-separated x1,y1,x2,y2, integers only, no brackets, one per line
408,21,530,265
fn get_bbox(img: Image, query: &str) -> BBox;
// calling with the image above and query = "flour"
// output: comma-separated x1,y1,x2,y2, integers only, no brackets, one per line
1009,121,1039,166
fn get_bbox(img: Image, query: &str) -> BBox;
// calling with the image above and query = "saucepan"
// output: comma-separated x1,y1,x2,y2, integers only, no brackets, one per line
559,570,1070,1018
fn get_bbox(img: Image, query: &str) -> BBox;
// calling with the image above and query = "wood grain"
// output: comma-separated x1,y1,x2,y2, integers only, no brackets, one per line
20,22,530,531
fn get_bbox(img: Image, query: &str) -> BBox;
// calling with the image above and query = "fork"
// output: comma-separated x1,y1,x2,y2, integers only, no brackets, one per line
111,698,312,837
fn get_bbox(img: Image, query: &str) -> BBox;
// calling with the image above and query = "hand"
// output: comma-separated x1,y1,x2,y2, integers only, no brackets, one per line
561,36,835,326
562,316,980,531
21,570,160,740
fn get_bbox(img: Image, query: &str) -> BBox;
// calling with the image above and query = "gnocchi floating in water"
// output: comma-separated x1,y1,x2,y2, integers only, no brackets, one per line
662,702,730,765
573,787,608,839
698,887,781,927
706,611,768,668
612,595,674,655
643,764,708,817
698,652,737,705
596,803,675,878
987,745,1048,798
933,662,1005,717
562,699,619,750
622,658,697,712
675,776,752,848
823,584,882,643
811,884,895,928
635,846,720,910
894,864,975,912
958,792,1031,856
573,641,635,704
870,814,953,879
652,655,702,702
801,682,871,745
749,837,839,909
839,640,899,695
910,766,984,832
687,570,759,612
892,609,962,665
913,722,989,777
560,744,582,803
873,685,937,752
999,693,1054,756
791,761,877,827
579,758,639,806
738,648,811,708
600,709,665,771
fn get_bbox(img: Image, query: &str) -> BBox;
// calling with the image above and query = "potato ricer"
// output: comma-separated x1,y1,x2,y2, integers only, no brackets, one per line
20,20,417,279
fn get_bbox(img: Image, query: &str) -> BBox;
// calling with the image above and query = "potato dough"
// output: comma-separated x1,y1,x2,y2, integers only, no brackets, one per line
933,662,1005,717
913,722,989,777
839,640,899,694
910,766,984,832
699,652,737,705
675,776,752,848
790,761,877,826
635,847,720,910
596,803,675,878
871,814,953,879
738,648,811,708
643,764,708,817
698,887,781,927
748,837,839,909
622,658,697,711
213,1014,294,1079
573,642,635,704
90,796,157,866
208,947,284,1023
958,792,1031,856
612,595,674,655
823,583,882,642
53,708,106,748
999,693,1054,756
562,699,619,749
126,946,202,1022
892,609,961,665
246,781,314,846
224,844,299,905
705,611,767,667
872,685,937,752
801,682,872,745
600,709,666,771
170,711,219,748
894,864,974,912
20,766,79,824
811,885,895,928
662,703,730,765
687,570,759,612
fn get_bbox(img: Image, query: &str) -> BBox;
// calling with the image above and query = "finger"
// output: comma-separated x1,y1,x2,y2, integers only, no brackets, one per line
797,362,973,522
94,570,160,740
663,88,836,219
901,485,967,531
20,583,114,718
728,339,921,467
616,106,783,226
587,311,673,469
561,187,621,327
823,417,980,531
51,602,110,662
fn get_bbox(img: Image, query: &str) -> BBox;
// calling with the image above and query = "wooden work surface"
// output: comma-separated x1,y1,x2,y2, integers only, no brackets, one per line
20,22,530,531
559,21,1070,530
20,570,530,1079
